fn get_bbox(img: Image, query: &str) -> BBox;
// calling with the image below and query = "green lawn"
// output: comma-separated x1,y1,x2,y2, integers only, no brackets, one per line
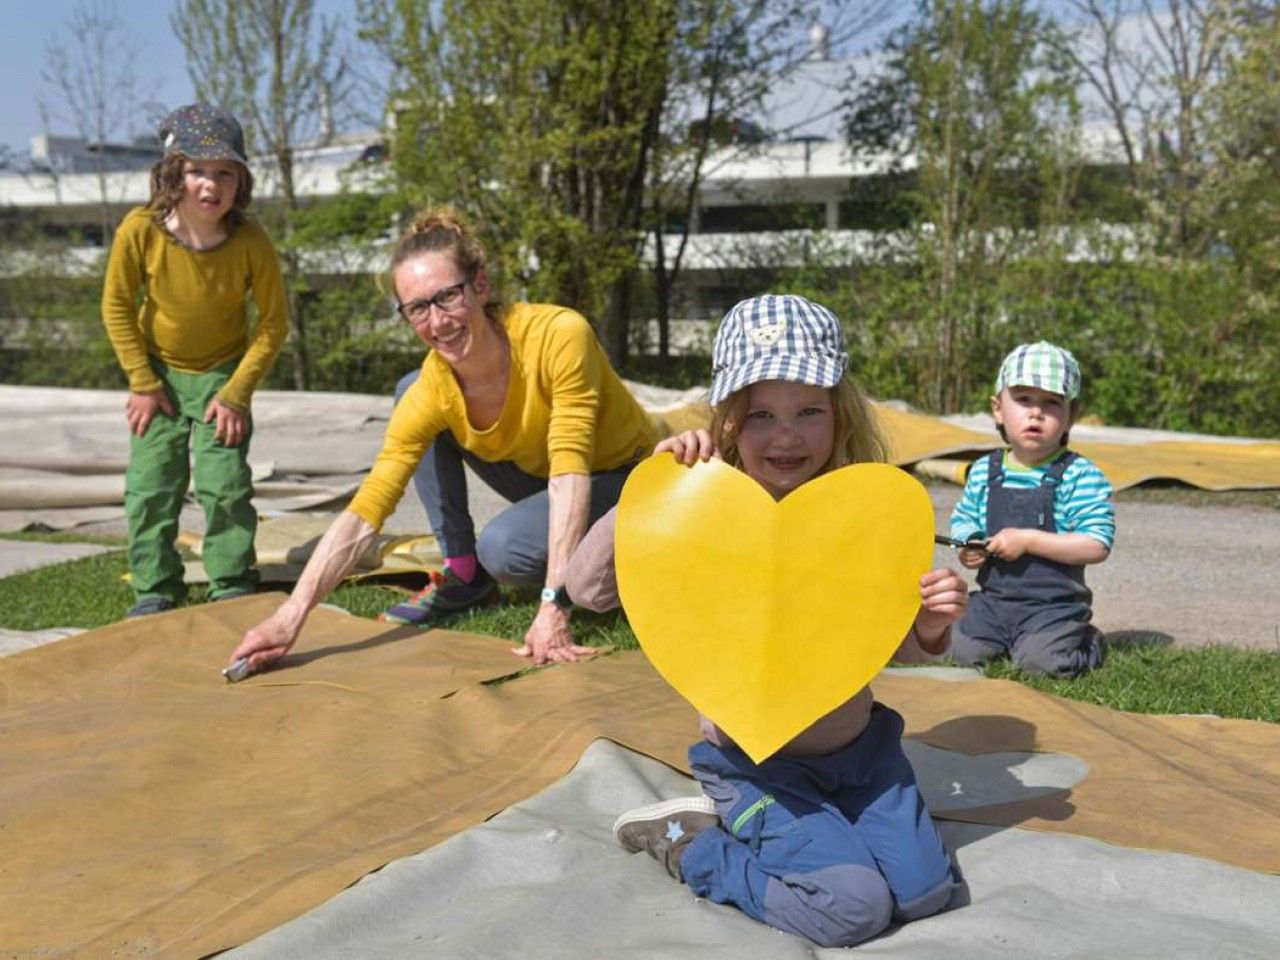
1,534,1276,724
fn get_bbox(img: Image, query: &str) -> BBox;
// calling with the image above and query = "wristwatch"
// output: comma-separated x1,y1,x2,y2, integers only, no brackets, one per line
540,585,573,610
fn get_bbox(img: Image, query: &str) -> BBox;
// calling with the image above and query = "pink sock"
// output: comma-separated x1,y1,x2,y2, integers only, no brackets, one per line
445,554,478,583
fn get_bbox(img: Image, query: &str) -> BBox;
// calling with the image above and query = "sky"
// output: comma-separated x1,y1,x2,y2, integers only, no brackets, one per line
0,0,1126,161
0,0,909,158
0,0,359,157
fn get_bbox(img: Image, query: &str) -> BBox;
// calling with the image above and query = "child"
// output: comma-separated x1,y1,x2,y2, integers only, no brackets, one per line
566,295,967,948
949,341,1114,677
101,103,287,617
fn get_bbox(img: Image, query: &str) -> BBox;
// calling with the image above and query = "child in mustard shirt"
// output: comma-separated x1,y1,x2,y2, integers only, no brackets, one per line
101,104,287,617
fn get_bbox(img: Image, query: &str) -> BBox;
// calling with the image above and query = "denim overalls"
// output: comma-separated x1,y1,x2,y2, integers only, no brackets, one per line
952,450,1104,676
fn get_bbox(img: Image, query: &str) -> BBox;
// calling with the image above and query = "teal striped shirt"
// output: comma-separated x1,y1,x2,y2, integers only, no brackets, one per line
949,449,1115,549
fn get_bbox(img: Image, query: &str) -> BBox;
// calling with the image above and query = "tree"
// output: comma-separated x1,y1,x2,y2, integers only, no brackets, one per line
40,0,151,245
361,0,677,366
1202,1,1280,288
644,1,892,361
845,0,1083,412
361,0,887,369
172,0,355,390
1061,0,1232,258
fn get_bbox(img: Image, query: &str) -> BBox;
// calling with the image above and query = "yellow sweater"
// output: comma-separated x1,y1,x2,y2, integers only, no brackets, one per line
101,207,288,410
349,302,658,530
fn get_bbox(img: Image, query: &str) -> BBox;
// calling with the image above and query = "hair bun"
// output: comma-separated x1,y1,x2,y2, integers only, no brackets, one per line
411,205,468,237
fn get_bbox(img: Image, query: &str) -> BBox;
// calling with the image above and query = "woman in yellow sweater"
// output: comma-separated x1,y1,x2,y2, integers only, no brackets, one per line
102,104,287,617
231,206,656,669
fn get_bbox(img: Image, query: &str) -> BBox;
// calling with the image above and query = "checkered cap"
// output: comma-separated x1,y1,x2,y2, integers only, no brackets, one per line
157,103,247,165
996,341,1081,401
708,295,849,405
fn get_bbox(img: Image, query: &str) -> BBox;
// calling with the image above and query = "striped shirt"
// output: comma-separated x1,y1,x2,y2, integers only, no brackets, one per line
949,449,1115,549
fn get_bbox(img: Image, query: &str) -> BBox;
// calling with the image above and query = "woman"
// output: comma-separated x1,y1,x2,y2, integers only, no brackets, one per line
230,206,656,668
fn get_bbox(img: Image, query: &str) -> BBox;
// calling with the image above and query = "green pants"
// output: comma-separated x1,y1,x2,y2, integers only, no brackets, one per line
125,359,258,602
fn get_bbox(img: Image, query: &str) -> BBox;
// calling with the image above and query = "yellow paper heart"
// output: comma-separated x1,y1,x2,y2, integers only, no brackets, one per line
616,456,933,762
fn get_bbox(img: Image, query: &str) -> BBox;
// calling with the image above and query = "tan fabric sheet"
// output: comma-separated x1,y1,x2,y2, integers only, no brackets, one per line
181,514,443,584
3,603,1278,958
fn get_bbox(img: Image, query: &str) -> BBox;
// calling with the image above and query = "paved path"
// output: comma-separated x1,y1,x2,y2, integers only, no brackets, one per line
19,477,1279,652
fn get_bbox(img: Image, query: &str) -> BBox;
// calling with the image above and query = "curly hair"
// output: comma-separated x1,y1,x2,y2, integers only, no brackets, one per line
147,153,253,227
710,370,890,475
385,205,502,323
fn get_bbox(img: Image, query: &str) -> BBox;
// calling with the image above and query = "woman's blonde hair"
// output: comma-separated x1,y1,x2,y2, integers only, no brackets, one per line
386,204,502,323
147,153,253,227
710,370,889,475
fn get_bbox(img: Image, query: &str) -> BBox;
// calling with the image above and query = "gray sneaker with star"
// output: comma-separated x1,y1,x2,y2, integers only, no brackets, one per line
612,796,719,880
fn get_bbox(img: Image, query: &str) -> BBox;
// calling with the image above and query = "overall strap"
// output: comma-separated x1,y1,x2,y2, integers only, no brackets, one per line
985,449,1006,487
1040,450,1079,488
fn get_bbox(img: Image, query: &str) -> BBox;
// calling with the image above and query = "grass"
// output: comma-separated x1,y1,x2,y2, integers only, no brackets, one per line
981,644,1280,723
1,533,1275,724
1113,484,1280,511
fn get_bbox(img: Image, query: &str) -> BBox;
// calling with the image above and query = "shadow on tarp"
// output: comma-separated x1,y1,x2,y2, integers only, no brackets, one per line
907,715,1077,846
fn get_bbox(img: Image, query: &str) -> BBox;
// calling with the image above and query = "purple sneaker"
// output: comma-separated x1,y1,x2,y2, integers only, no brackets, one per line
378,567,498,626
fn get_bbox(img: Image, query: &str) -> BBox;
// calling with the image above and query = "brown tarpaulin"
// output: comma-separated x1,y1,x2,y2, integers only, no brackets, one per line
2,596,1278,958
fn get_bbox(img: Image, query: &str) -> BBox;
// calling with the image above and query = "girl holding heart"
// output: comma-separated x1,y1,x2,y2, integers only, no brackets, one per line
567,294,969,948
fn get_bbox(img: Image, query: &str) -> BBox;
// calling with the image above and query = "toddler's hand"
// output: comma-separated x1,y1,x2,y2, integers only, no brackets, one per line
204,397,249,447
125,390,174,437
914,567,968,653
985,528,1034,562
958,544,987,569
654,428,717,465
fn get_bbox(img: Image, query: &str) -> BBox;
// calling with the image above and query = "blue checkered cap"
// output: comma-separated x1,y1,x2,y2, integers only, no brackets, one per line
996,341,1081,401
708,295,849,405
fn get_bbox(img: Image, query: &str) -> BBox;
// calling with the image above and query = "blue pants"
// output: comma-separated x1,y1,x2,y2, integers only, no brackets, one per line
395,370,632,587
680,705,957,948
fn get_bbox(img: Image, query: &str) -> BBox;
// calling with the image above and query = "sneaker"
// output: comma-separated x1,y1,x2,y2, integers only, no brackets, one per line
125,596,175,618
612,796,719,880
377,567,498,626
211,588,255,602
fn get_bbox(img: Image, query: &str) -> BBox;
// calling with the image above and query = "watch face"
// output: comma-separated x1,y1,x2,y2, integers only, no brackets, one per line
541,586,570,608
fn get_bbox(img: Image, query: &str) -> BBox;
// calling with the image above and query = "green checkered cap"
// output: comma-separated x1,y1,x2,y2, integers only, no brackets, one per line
995,341,1081,401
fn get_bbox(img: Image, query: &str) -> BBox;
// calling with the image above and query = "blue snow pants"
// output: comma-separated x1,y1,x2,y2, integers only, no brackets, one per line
680,704,957,948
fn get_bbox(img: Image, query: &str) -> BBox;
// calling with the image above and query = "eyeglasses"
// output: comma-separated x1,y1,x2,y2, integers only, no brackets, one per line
396,280,470,324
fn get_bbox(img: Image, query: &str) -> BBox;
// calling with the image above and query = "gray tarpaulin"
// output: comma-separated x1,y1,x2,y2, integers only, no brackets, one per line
226,738,1280,960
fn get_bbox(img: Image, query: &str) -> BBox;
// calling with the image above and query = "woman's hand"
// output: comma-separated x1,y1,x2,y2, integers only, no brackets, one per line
230,602,307,671
914,567,969,654
654,428,717,465
223,511,377,675
204,397,249,447
125,390,174,437
512,603,598,665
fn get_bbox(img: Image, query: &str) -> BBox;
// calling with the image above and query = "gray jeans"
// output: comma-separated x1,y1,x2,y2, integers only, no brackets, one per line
396,369,633,587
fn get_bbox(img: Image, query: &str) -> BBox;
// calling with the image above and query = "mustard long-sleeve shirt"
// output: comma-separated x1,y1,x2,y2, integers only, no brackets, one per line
348,302,658,530
101,207,288,410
